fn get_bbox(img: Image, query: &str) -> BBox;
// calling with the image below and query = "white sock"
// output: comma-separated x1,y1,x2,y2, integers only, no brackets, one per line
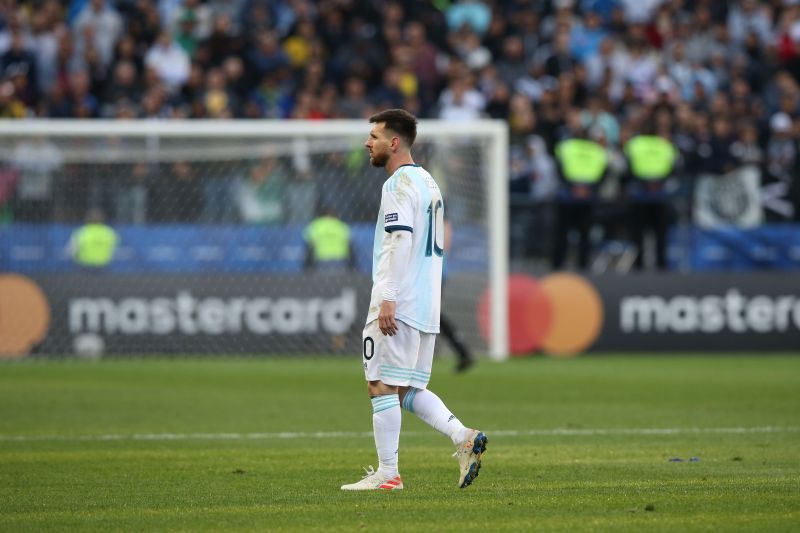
371,394,401,478
402,388,469,446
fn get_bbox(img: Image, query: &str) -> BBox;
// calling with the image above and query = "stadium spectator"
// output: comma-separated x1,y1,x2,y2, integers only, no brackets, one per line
109,33,143,77
552,110,608,270
0,164,16,223
2,0,800,270
483,74,511,120
171,0,213,40
437,75,485,121
148,83,179,117
245,68,293,118
543,30,577,79
696,114,741,176
174,11,200,58
248,29,289,81
201,66,237,118
178,62,206,110
72,0,122,71
571,9,607,62
114,159,150,224
145,31,190,91
221,55,249,103
235,154,285,224
149,161,203,222
371,65,406,111
338,75,370,119
10,135,63,222
69,207,119,271
0,79,27,118
103,60,142,111
450,28,492,71
200,13,243,68
446,0,492,36
29,10,61,98
284,167,318,225
303,208,354,273
207,0,248,33
2,30,39,107
764,112,798,221
623,121,679,270
494,34,528,87
581,93,619,145
404,21,439,111
733,121,765,169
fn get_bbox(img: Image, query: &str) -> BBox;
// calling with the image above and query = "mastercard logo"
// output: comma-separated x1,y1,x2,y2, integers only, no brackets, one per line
478,273,604,357
0,274,51,359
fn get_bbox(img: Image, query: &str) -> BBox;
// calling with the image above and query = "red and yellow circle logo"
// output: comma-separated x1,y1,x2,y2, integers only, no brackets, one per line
0,274,51,359
478,273,603,357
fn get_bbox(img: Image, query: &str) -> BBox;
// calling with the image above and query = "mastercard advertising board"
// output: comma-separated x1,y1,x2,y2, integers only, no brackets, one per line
477,272,800,355
0,274,51,358
2,272,800,357
478,273,604,356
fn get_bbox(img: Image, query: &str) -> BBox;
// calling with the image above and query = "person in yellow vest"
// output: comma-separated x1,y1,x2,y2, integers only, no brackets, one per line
552,120,608,270
69,208,119,271
623,126,679,271
303,208,355,272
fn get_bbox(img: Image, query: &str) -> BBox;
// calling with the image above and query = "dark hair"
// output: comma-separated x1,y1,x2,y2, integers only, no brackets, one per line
369,108,418,147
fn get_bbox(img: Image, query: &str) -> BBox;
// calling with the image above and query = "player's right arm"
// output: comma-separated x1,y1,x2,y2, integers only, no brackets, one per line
378,230,412,336
376,175,415,336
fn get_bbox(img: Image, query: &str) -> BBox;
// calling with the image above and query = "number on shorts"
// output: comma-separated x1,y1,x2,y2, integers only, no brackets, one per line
363,337,374,360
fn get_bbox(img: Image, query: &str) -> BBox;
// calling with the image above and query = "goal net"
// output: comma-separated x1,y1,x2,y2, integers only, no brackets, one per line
0,120,507,360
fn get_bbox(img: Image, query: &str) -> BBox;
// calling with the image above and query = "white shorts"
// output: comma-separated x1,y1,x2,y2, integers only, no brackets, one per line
362,319,436,389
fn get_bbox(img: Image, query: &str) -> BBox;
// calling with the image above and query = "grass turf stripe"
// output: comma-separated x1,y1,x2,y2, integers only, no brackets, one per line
1,426,796,442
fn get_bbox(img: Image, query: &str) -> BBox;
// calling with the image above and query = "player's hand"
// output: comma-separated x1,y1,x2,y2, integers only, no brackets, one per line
378,300,398,336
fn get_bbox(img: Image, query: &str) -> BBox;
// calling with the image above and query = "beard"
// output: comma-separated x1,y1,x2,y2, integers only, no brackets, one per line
369,150,389,168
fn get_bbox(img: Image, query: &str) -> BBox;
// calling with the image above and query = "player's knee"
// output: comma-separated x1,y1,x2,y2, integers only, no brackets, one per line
397,386,411,405
368,380,398,397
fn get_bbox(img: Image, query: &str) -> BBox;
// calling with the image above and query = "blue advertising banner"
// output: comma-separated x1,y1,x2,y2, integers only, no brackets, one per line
0,224,488,274
669,225,800,271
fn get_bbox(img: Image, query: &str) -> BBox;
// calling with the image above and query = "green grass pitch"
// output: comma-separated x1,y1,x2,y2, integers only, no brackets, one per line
1,355,798,531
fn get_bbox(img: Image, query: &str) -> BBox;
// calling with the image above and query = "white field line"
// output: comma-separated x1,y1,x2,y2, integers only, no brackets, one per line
0,426,798,443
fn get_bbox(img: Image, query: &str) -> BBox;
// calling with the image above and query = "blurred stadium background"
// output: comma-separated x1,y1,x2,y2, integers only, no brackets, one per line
1,1,799,529
1,0,800,360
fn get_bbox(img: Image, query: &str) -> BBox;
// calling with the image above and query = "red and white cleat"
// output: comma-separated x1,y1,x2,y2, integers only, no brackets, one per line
341,466,404,491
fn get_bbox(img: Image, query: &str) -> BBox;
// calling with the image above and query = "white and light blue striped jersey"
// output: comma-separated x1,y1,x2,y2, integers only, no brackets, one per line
366,164,444,333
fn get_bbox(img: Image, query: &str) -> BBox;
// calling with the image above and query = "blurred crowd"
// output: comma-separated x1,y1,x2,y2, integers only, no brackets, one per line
2,0,800,269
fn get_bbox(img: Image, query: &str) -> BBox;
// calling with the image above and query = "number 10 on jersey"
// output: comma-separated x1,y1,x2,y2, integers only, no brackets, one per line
426,199,444,257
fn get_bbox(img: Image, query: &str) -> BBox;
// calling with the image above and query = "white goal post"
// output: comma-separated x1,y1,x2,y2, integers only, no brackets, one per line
0,119,509,360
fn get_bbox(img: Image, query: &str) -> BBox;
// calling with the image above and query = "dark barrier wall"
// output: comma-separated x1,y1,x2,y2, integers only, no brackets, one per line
1,272,798,357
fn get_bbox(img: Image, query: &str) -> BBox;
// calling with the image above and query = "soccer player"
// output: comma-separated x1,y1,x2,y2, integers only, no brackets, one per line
340,109,487,491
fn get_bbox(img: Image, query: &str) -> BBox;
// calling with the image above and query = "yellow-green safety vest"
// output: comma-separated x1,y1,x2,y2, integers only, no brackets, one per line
624,135,677,180
555,139,607,184
74,223,118,267
304,216,350,261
